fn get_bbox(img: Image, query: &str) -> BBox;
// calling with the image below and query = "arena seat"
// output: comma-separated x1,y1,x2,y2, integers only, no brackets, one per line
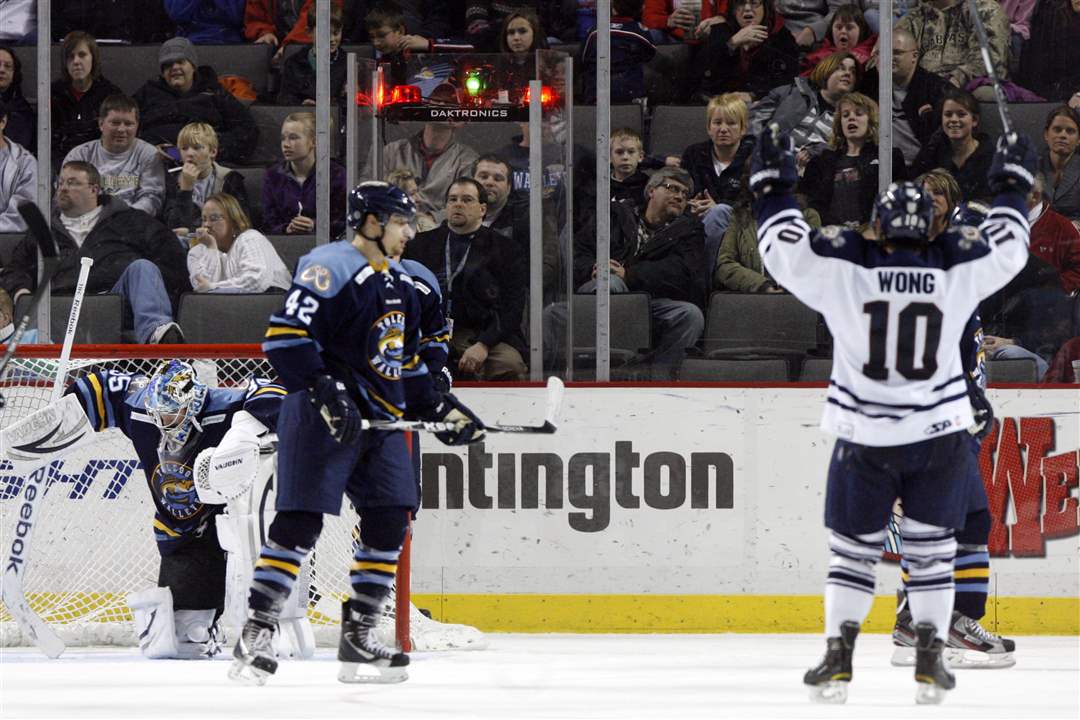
678,357,789,381
570,292,652,366
797,356,833,382
248,104,308,164
176,292,284,344
978,102,1058,144
986,357,1039,383
704,292,820,358
643,44,693,105
13,293,124,344
649,105,705,158
572,104,644,149
230,166,267,229
266,234,316,273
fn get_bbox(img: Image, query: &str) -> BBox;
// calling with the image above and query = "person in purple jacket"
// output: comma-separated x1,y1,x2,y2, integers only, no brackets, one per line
260,112,346,238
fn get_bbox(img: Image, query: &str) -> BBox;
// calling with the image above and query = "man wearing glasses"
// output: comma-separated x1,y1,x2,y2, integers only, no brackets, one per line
570,166,706,379
0,161,189,343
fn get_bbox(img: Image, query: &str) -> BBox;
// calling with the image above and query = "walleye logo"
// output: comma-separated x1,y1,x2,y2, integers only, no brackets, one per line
151,460,201,520
299,264,332,292
369,310,406,380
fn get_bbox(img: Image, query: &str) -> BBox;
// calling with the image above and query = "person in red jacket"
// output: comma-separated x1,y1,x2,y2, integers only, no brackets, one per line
643,0,728,43
244,0,345,64
1028,172,1080,294
800,4,877,75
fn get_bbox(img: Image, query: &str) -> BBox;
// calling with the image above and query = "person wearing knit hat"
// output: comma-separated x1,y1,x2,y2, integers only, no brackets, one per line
159,37,199,71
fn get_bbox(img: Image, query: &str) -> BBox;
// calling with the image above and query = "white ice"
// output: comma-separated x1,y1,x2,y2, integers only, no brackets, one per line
1,634,1077,720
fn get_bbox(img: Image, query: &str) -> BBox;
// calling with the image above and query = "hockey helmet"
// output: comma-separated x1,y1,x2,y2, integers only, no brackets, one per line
347,181,417,233
145,359,207,445
872,182,934,244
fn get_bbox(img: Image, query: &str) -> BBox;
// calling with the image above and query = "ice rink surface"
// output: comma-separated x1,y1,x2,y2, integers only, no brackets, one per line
1,633,1077,720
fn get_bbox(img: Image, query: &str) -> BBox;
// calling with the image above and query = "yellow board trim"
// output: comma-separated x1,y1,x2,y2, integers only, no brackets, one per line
407,594,1080,636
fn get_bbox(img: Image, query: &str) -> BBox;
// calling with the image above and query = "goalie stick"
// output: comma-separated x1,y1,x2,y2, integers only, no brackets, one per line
0,203,61,409
363,377,565,435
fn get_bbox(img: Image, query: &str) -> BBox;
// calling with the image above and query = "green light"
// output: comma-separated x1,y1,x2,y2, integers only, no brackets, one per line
465,73,482,95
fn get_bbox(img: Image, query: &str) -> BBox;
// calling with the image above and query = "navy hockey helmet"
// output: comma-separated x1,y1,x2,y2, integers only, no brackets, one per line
347,181,417,233
872,182,934,244
145,359,207,446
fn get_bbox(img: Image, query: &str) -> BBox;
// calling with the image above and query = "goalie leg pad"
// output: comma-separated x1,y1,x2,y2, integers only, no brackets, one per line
129,587,179,659
175,609,223,659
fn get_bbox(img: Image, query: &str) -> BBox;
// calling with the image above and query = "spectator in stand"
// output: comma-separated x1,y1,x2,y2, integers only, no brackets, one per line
495,9,548,106
472,154,516,235
0,99,35,232
681,93,755,220
583,0,656,103
750,51,860,165
465,0,577,50
52,1,174,43
858,27,947,166
381,89,479,218
186,192,291,293
245,0,346,65
133,38,258,165
1039,105,1080,223
1043,337,1080,383
801,91,906,228
773,0,830,48
0,287,38,344
366,1,473,89
801,4,876,75
164,122,249,238
912,86,995,202
918,167,961,242
895,0,1009,92
1026,172,1080,294
404,177,528,381
0,45,33,152
277,3,346,105
0,161,190,344
642,0,727,44
64,94,166,218
610,128,651,210
859,0,910,35
699,0,799,101
1018,0,1080,105
262,111,346,237
0,0,35,44
385,167,438,232
1000,0,1036,77
166,0,247,44
52,32,122,170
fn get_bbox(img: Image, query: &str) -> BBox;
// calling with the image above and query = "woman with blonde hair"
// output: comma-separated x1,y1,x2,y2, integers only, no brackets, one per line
679,93,756,217
261,111,346,236
801,91,906,227
165,122,249,237
187,192,291,293
916,168,963,240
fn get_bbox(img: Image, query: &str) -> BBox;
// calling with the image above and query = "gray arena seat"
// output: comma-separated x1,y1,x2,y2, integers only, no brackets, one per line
643,44,693,105
570,292,652,366
704,292,820,358
572,104,644,148
649,105,706,158
14,294,124,344
249,105,308,165
231,166,267,228
678,357,789,381
986,358,1039,384
978,102,1058,144
266,234,315,273
176,292,285,344
797,357,833,382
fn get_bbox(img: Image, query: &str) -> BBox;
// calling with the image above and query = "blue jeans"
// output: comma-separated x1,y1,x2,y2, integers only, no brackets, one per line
110,259,174,343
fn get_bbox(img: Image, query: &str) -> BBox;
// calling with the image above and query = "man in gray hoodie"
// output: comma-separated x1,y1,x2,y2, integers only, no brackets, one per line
64,94,166,217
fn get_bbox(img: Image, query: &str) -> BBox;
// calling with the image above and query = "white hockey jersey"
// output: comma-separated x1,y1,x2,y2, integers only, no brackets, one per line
756,193,1029,447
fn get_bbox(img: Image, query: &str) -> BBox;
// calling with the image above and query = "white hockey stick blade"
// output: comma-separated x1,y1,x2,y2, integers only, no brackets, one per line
543,376,565,427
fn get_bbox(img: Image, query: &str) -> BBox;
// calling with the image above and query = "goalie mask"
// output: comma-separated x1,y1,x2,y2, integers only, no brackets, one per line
872,182,934,245
145,360,208,446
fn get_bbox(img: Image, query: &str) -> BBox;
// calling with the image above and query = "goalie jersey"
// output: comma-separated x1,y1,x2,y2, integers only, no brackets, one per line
262,242,442,418
755,193,1029,446
65,372,285,552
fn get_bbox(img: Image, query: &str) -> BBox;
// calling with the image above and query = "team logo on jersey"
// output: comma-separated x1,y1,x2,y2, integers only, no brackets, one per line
300,264,332,292
369,310,406,380
957,225,982,250
151,460,201,519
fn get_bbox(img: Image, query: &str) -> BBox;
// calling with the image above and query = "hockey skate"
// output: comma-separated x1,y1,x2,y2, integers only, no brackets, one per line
228,613,278,686
338,599,409,684
890,589,918,667
945,611,1016,668
803,621,859,704
914,622,956,705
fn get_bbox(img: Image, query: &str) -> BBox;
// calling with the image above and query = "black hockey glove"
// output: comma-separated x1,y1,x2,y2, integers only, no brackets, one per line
309,374,363,446
426,393,485,446
988,132,1037,196
749,123,798,197
965,375,995,441
433,365,454,395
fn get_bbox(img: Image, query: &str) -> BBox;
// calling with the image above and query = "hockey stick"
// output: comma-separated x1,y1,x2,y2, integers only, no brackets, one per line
362,377,565,435
965,0,1014,142
0,203,61,409
49,257,94,403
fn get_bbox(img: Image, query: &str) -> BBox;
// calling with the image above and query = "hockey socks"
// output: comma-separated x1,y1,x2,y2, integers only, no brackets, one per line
249,541,309,616
953,544,990,620
899,518,956,643
350,544,401,614
824,530,884,636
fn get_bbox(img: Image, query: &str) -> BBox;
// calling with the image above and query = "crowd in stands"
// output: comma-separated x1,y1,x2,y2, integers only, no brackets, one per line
0,0,1077,385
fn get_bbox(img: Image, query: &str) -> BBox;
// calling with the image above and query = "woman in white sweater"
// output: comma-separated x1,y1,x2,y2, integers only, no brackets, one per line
186,192,291,293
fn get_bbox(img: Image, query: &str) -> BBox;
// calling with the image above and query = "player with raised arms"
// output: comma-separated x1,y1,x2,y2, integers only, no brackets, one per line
63,359,285,659
748,123,1035,703
229,181,485,686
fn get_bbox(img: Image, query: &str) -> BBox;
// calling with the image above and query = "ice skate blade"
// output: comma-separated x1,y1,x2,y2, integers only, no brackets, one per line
228,658,274,686
944,648,1016,669
890,646,915,667
338,662,408,684
807,681,848,704
915,679,949,705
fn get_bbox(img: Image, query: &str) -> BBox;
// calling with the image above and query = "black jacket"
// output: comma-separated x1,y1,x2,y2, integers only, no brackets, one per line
51,76,123,166
680,135,756,206
912,130,996,202
800,144,908,226
611,170,650,211
404,223,527,354
575,203,706,307
133,66,258,163
700,20,799,99
51,0,175,42
0,196,190,306
859,66,948,149
0,81,35,153
277,46,347,105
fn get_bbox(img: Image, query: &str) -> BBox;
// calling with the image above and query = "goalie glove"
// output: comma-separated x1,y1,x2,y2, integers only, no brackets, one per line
749,123,798,198
424,393,486,446
193,410,266,504
310,374,363,445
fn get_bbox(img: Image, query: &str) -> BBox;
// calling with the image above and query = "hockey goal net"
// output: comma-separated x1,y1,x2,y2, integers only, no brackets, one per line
0,345,482,652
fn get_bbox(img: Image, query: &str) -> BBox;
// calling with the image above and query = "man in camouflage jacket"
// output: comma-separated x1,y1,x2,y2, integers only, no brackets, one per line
896,0,1010,88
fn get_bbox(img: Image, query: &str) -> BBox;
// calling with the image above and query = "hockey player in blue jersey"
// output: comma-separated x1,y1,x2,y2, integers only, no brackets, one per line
229,181,485,686
748,123,1036,704
65,359,285,659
